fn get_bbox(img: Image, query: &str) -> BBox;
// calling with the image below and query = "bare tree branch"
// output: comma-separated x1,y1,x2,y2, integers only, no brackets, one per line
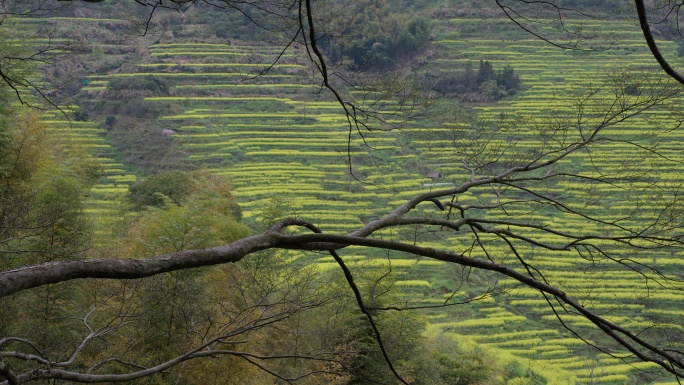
635,0,684,86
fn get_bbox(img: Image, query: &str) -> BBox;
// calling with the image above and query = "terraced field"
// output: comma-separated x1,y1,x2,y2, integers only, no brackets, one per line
418,18,684,384
39,111,138,236
33,14,684,385
79,41,435,236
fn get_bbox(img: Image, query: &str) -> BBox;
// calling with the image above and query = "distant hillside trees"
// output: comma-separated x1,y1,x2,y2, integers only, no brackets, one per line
676,39,684,58
321,0,431,71
421,60,521,101
126,170,243,221
108,116,195,173
0,112,99,267
107,75,170,97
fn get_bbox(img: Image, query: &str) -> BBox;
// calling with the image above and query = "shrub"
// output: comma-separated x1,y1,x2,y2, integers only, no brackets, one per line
108,75,170,95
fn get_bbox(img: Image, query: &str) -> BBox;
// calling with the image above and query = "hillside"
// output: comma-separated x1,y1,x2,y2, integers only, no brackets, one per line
8,1,684,384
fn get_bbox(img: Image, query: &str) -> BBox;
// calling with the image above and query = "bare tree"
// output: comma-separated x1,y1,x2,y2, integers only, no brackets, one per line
2,68,684,383
494,0,684,86
3,1,684,384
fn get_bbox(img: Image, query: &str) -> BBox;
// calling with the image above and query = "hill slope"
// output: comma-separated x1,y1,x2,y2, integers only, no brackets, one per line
24,3,684,384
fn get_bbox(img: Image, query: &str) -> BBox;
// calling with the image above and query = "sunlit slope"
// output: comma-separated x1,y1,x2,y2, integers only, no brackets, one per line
410,18,684,384
37,14,684,385
80,42,432,234
82,20,682,385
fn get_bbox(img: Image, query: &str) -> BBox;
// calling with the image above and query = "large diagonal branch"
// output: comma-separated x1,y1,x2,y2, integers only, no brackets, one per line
0,84,675,297
0,232,278,298
635,0,684,87
2,225,683,378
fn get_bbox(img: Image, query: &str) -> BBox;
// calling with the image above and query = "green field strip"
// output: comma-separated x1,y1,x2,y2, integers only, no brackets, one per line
227,171,330,179
574,361,661,378
546,279,661,289
222,162,326,169
435,314,528,329
145,96,297,102
470,329,560,343
162,112,298,119
173,83,315,90
198,138,394,147
107,72,298,80
184,130,350,139
80,86,106,91
150,43,289,53
241,149,362,157
486,337,547,349
138,63,306,69
536,349,573,358
150,51,292,57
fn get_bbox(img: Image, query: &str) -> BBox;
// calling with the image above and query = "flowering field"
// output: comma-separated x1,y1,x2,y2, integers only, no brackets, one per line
34,13,684,384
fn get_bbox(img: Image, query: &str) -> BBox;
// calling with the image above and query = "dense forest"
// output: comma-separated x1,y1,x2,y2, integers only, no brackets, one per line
2,1,684,384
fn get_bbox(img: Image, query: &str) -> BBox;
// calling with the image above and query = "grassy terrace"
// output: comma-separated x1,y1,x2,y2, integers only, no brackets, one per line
30,13,684,384
39,112,137,237
416,18,684,384
97,43,420,233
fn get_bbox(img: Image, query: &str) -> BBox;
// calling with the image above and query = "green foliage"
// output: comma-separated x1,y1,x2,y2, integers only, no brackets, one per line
436,352,490,385
504,360,547,385
72,107,89,121
127,170,196,210
676,36,684,58
130,199,247,255
251,193,292,231
0,109,100,374
104,170,252,379
91,42,104,57
126,169,243,220
108,75,170,95
394,333,498,385
420,60,521,100
27,169,92,261
0,20,35,108
317,265,432,384
322,0,431,71
0,112,98,267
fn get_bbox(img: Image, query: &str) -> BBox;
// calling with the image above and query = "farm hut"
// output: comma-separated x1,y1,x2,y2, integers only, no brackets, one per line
162,129,176,137
44,89,62,98
425,171,442,180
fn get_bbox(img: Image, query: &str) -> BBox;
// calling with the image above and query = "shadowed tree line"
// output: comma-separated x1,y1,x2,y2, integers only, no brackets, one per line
419,60,522,101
